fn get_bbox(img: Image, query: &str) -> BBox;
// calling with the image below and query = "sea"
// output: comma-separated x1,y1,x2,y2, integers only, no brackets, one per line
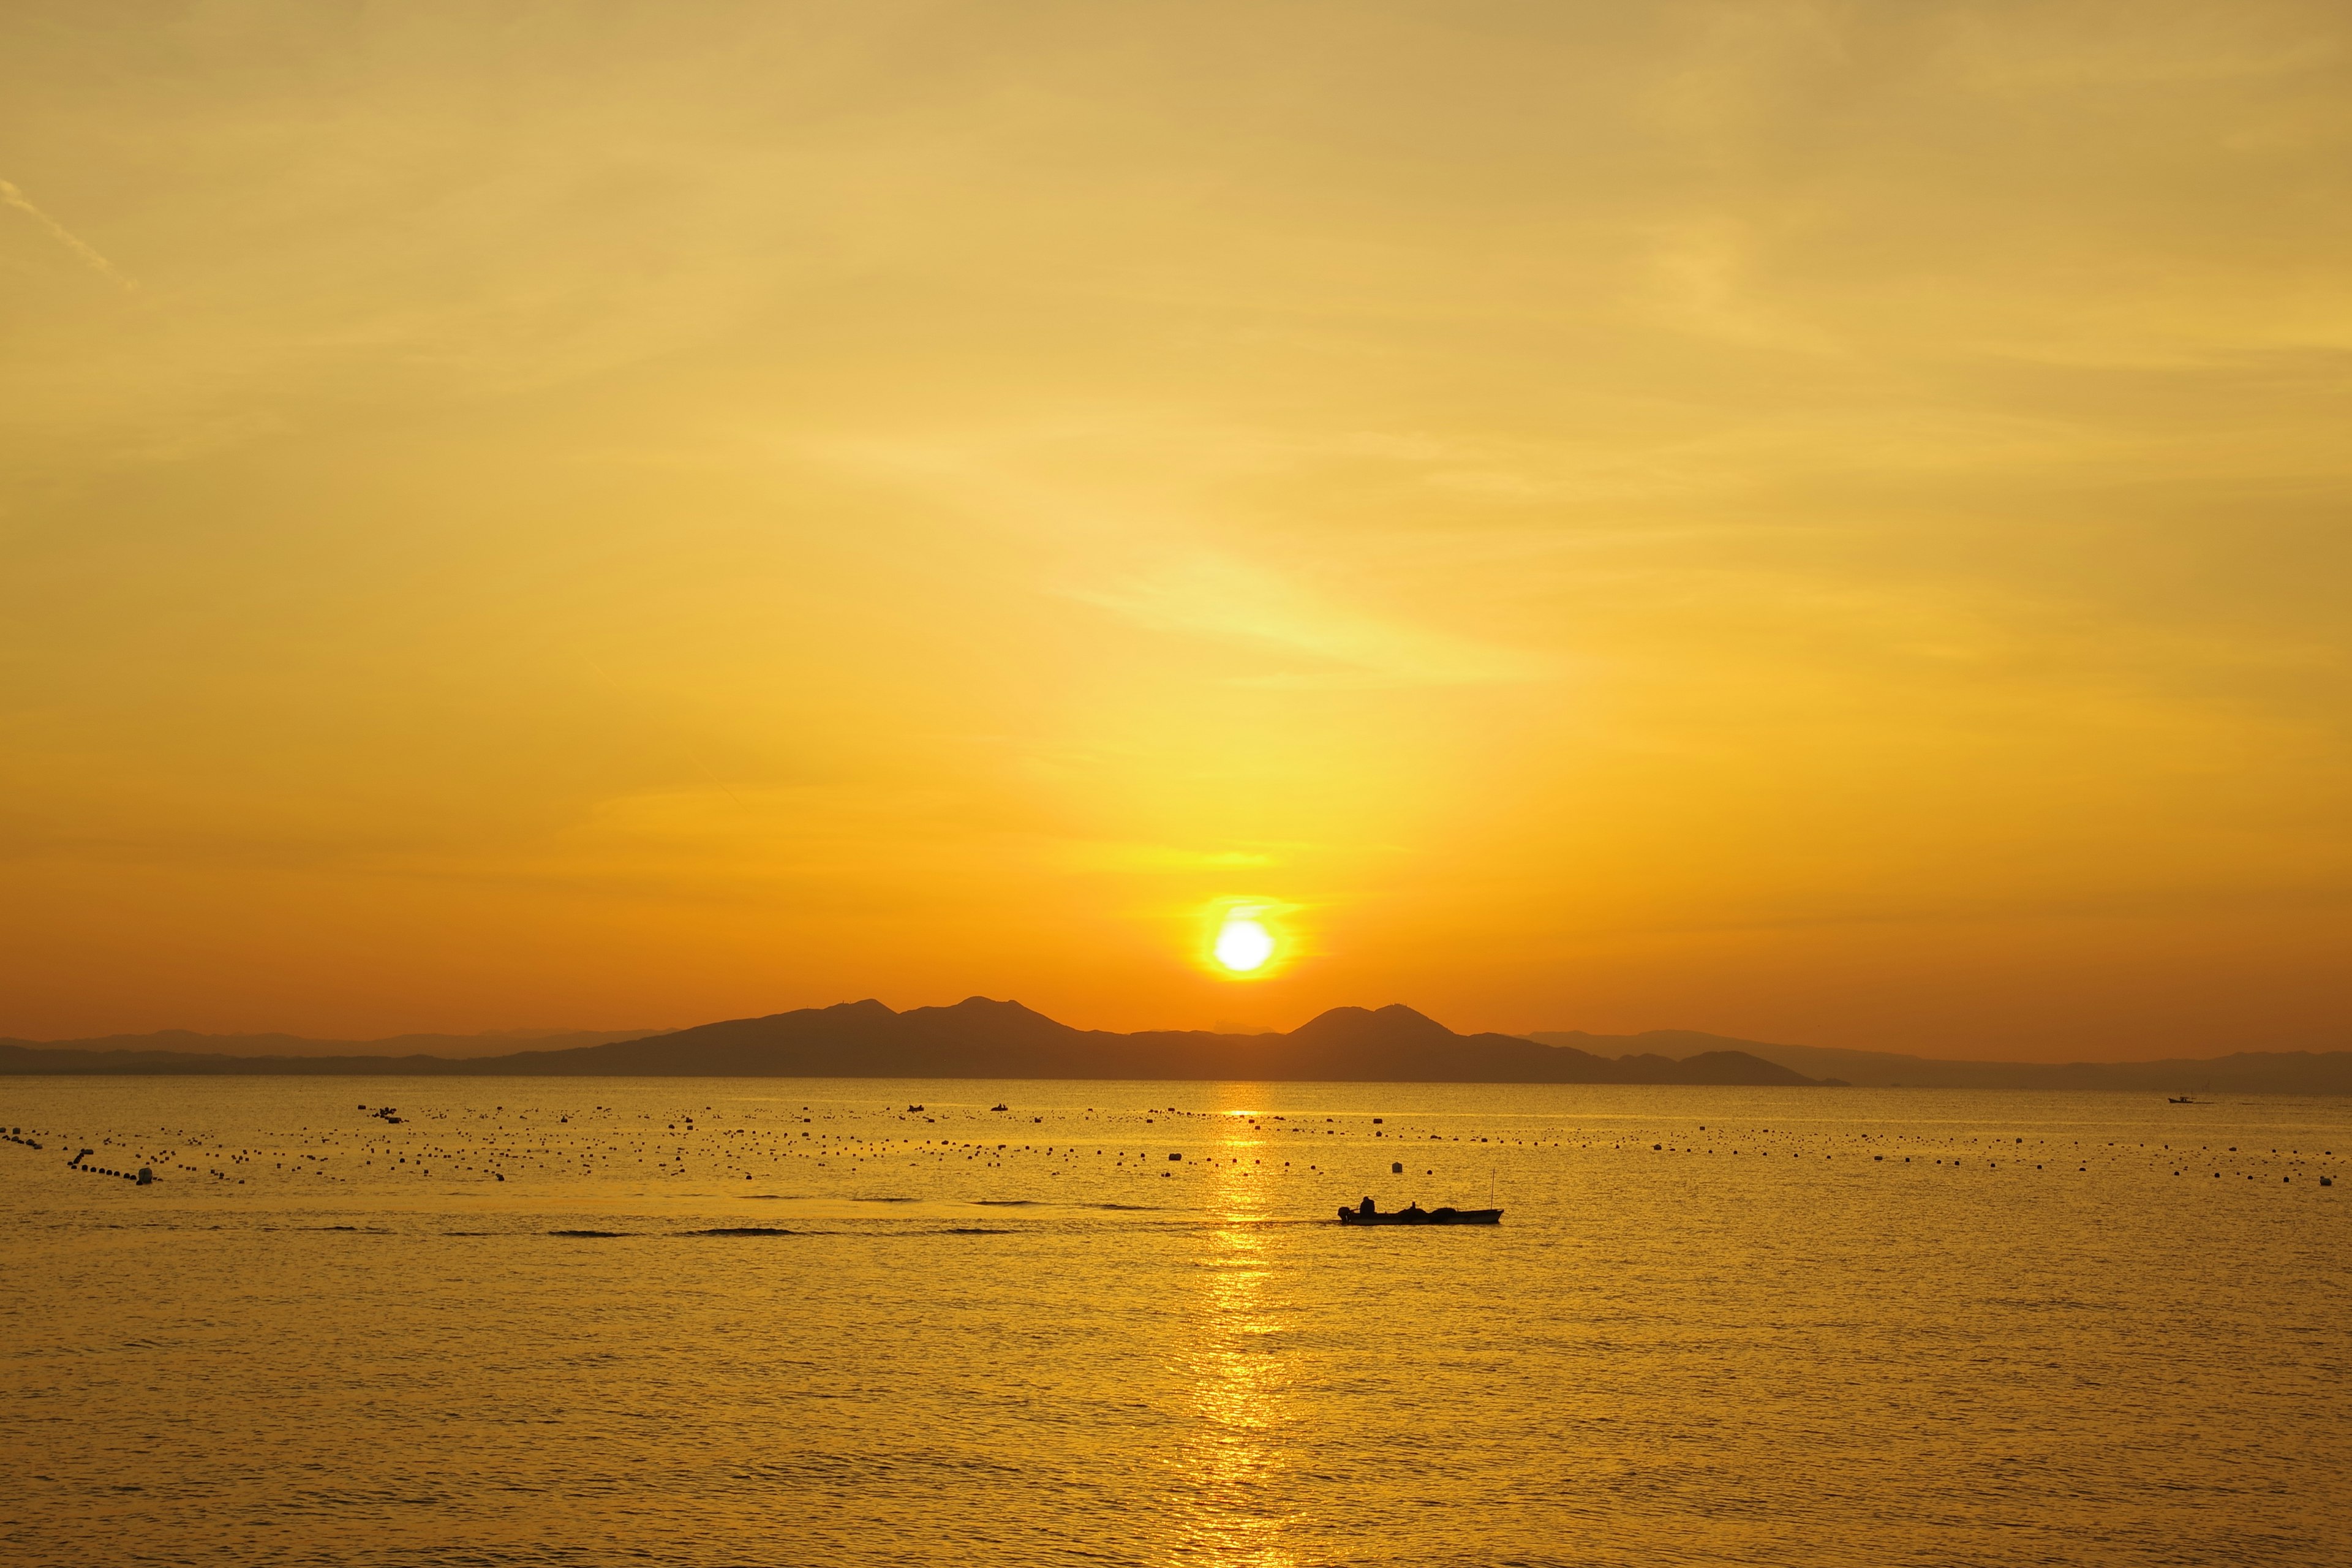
1,1076,2345,1567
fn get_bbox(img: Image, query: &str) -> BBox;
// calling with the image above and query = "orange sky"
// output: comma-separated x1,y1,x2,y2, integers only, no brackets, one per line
4,4,2347,1059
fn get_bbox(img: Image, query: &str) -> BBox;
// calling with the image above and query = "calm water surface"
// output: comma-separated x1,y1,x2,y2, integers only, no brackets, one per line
2,1077,2345,1566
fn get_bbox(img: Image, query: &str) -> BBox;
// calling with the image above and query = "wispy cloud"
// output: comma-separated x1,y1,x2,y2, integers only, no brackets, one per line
1063,549,1551,689
791,427,1558,690
1,178,138,290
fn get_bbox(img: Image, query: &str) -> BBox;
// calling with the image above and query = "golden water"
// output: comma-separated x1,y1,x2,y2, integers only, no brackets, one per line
2,1077,2345,1565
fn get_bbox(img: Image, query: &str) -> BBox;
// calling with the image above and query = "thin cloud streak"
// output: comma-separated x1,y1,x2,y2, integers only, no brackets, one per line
1,178,138,290
1063,553,1551,690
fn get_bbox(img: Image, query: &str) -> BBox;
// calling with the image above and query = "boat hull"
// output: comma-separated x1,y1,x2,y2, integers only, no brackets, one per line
1336,1207,1501,1226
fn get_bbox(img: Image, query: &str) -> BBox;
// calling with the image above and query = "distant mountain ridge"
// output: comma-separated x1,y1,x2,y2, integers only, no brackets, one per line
0,1027,661,1060
8,1008,2342,1090
1528,1031,2352,1096
0,1001,1814,1085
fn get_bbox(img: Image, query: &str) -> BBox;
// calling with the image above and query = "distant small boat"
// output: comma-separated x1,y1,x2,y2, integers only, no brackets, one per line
1337,1202,1501,1226
2168,1096,2198,1104
989,1103,1009,1112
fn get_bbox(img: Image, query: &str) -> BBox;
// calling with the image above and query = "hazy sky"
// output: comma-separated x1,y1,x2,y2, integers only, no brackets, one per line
4,2,2347,1057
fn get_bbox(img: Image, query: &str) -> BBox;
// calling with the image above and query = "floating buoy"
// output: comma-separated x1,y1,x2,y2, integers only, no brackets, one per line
1392,1162,1403,1174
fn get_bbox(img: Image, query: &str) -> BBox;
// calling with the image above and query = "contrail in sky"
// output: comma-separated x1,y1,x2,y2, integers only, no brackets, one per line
1,178,138,290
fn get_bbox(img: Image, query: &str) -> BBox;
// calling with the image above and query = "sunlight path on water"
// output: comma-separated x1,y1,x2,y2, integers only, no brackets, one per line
1169,1098,1295,1567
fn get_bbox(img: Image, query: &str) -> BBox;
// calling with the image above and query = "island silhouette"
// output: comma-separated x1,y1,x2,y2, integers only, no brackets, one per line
5,1000,2348,1090
1,1000,1818,1082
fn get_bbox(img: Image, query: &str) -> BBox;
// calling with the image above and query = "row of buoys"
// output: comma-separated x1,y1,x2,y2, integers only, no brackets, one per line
65,1159,149,1183
43,1104,2337,1202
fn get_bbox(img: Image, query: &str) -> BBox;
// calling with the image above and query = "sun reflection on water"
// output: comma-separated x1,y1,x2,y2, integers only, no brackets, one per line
1167,1101,1297,1567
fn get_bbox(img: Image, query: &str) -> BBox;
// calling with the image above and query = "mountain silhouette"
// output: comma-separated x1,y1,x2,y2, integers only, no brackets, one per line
12,1006,2344,1088
1529,1030,2352,1095
0,1026,657,1060
0,1000,1817,1085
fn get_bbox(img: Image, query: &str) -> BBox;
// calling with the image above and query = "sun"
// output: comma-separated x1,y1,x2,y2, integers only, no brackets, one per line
1213,914,1275,973
1202,898,1291,979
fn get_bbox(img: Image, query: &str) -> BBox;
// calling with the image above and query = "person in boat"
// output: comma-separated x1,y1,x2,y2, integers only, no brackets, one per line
1359,1196,1376,1216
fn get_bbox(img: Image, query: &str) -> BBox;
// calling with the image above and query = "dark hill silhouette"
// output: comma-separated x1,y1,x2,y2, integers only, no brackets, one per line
1,1000,1816,1085
1528,1030,2352,1095
9,1008,2343,1088
0,1027,657,1060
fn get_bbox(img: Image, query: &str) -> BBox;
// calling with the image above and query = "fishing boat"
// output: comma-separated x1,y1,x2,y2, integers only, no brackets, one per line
1337,1200,1501,1226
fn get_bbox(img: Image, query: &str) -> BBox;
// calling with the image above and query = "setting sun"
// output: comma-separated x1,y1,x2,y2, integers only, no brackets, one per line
1202,898,1290,979
1213,914,1275,974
